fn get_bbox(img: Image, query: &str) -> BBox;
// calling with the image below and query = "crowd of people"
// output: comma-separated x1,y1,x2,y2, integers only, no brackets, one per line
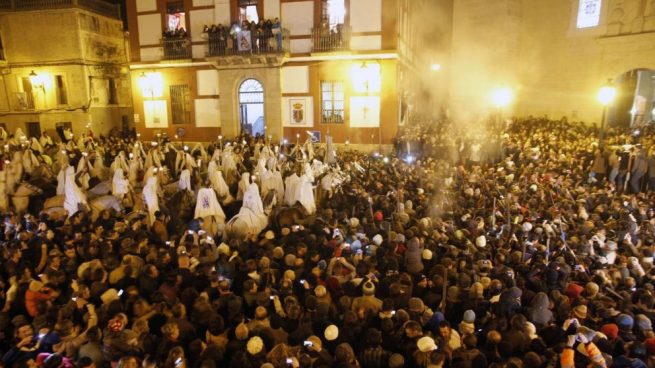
0,118,654,368
203,18,284,55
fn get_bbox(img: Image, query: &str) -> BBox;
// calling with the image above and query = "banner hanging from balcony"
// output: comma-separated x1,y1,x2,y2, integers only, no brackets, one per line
237,31,252,51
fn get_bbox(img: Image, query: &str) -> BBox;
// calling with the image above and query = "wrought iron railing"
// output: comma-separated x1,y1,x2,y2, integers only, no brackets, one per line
162,37,192,60
206,28,290,57
0,0,120,19
311,24,350,52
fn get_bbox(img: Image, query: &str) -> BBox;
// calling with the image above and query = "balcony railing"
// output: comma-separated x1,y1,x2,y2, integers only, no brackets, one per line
162,37,191,60
0,0,120,18
311,24,351,52
206,28,290,57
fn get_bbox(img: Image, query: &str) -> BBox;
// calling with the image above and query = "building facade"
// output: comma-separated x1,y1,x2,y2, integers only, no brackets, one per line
0,0,130,138
449,0,655,127
126,0,441,145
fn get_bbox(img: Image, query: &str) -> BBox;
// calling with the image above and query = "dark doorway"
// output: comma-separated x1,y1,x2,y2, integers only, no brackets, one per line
26,122,41,138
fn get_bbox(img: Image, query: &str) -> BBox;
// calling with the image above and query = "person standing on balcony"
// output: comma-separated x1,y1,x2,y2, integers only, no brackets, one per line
272,18,282,51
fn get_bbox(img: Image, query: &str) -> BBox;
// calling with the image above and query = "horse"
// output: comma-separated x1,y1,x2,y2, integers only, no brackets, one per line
273,203,314,230
11,181,44,214
163,189,196,234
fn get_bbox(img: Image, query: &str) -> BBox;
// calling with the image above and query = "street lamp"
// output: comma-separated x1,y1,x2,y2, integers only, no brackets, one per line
430,63,442,72
597,79,616,148
28,70,46,107
491,87,513,108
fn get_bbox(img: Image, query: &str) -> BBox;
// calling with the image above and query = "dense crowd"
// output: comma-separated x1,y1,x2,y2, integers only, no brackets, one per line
0,118,655,368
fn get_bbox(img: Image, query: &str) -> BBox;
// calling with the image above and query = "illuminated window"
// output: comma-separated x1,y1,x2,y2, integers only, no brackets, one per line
321,81,345,124
239,0,259,23
322,0,345,29
170,84,190,125
166,2,186,32
577,0,601,28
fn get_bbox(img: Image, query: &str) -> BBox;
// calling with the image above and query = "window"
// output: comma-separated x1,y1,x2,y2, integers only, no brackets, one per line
55,75,68,105
166,2,186,32
322,0,346,29
577,0,601,28
239,0,259,23
321,80,345,124
170,84,190,125
108,78,118,105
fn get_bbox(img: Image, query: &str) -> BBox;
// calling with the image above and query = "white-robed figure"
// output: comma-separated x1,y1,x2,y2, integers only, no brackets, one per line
284,172,301,206
21,149,40,176
0,127,7,141
127,154,141,188
194,186,226,231
295,172,316,215
6,152,23,195
112,152,130,174
30,138,44,154
210,170,233,204
142,176,160,225
112,168,130,199
63,166,87,217
237,172,250,201
39,132,54,149
178,169,192,192
221,145,238,185
14,128,27,143
76,153,92,191
226,181,268,238
90,151,109,181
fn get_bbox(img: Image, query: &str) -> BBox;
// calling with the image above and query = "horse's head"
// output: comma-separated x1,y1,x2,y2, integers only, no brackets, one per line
14,182,43,197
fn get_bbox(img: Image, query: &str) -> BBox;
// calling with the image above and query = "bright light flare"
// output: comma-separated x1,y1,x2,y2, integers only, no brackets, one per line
430,64,441,72
598,85,616,106
491,87,513,108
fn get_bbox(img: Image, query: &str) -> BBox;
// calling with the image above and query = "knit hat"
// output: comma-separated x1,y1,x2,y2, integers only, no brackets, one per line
408,297,425,313
374,211,384,222
565,283,584,300
476,235,486,248
264,230,275,240
616,314,634,330
324,324,339,341
281,227,290,236
463,310,476,323
645,338,655,355
350,217,360,228
422,249,433,260
584,282,599,298
600,323,619,339
372,234,383,246
246,336,263,355
235,323,249,340
362,281,375,296
572,305,588,319
417,336,438,352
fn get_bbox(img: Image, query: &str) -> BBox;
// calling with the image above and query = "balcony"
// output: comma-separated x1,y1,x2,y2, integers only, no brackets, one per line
162,37,191,60
206,28,290,57
0,0,120,19
311,24,351,52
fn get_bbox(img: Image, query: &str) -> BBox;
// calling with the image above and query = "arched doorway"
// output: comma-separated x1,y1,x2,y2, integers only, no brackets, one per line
238,79,265,136
608,69,655,128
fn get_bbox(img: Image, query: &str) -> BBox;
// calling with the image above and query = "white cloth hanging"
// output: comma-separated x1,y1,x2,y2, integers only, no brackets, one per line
237,172,250,201
284,173,301,206
295,173,316,215
112,168,130,197
142,176,159,225
178,169,192,192
194,187,226,224
64,166,87,217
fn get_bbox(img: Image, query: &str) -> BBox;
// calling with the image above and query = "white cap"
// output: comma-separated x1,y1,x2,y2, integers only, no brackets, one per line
325,325,339,341
476,235,486,248
417,336,438,352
